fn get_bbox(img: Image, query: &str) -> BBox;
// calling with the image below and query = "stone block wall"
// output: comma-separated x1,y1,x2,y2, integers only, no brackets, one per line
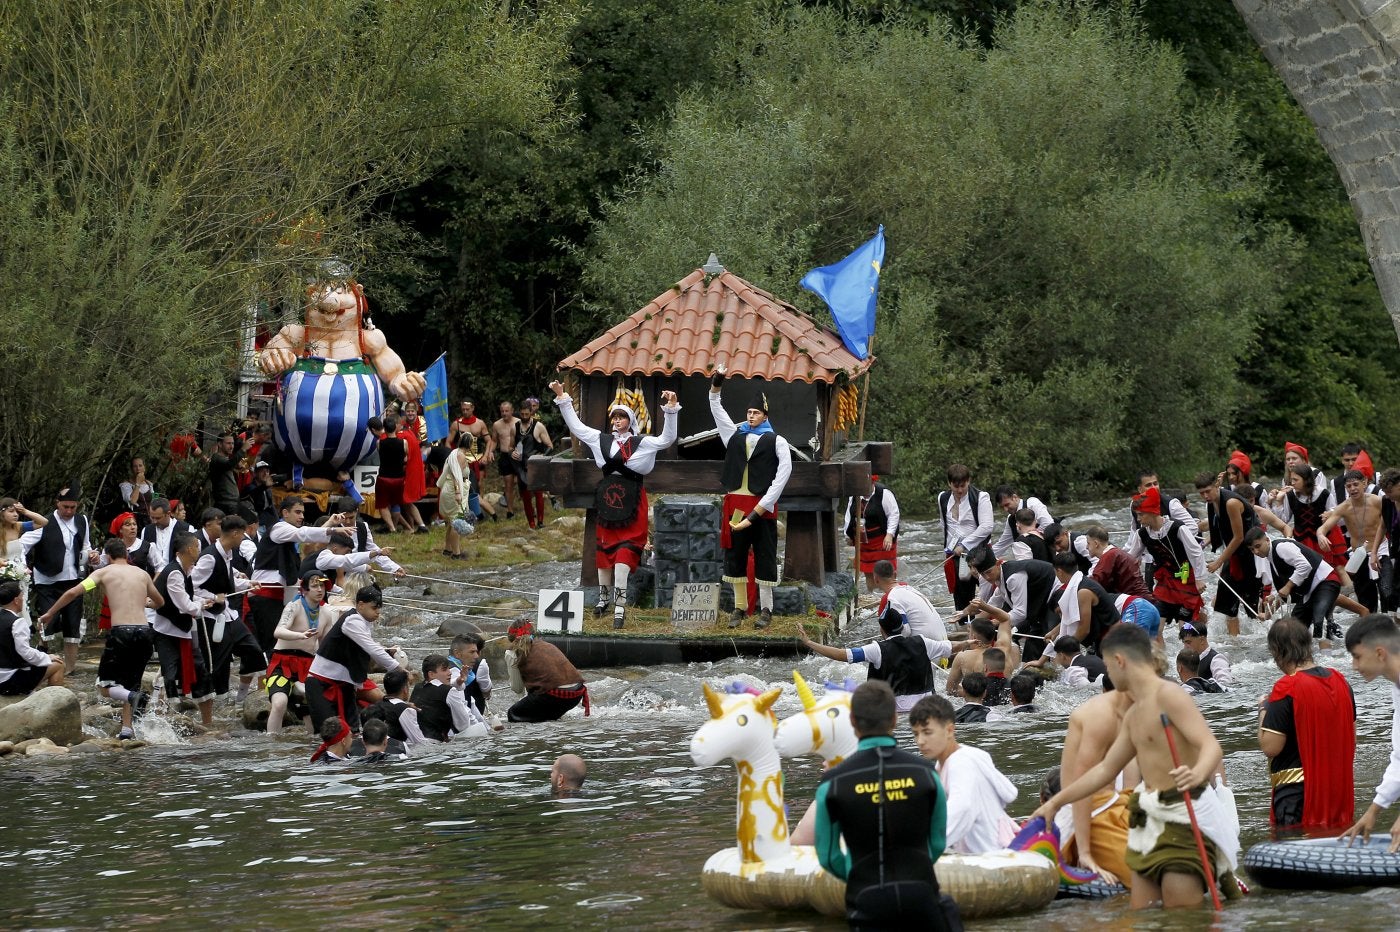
1234,0,1400,338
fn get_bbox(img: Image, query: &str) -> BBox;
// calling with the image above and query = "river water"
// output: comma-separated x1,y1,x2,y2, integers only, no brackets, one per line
4,500,1397,930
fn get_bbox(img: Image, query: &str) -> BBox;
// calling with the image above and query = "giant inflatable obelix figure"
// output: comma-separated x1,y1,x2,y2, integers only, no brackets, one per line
258,261,426,488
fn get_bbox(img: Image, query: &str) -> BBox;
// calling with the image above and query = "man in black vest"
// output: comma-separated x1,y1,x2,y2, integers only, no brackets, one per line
20,481,97,672
137,498,196,578
411,654,459,742
939,464,994,615
710,368,793,629
990,484,1054,558
306,585,409,734
813,679,950,930
191,514,264,702
965,545,1058,642
1247,527,1344,646
1045,552,1120,657
361,669,428,747
845,474,901,596
150,533,215,726
247,496,355,656
799,605,954,712
1197,471,1261,637
0,580,64,695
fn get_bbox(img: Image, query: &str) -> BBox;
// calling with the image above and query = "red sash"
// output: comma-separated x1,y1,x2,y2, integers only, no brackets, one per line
1268,667,1356,829
1151,566,1203,616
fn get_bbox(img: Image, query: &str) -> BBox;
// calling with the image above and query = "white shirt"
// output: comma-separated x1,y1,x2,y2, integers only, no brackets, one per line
20,514,92,585
150,565,203,639
844,487,900,539
355,524,404,575
992,496,1054,557
942,488,994,553
145,521,177,575
1375,679,1400,809
883,584,946,640
1257,539,1333,598
384,697,428,748
555,394,679,476
938,745,1019,854
307,613,404,685
1057,571,1086,631
1123,519,1207,581
0,611,49,684
1270,484,1336,526
708,393,793,514
191,542,248,621
250,520,347,585
847,635,952,711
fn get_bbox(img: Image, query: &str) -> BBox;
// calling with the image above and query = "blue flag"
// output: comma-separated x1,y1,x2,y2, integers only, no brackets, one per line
799,225,885,360
421,353,450,442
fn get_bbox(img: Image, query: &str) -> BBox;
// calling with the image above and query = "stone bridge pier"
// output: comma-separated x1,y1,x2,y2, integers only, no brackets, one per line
1234,0,1400,340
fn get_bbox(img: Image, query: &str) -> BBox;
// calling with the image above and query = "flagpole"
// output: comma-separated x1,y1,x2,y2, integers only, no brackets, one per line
857,332,874,442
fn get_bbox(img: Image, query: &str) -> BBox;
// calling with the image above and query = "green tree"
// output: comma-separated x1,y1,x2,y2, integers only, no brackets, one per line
0,0,573,502
585,5,1288,504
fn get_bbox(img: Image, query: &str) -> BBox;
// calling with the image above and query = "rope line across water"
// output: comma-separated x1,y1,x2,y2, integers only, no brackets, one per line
396,572,538,597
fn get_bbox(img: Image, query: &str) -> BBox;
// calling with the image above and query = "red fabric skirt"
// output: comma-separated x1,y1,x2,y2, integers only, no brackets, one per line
856,534,897,574
1300,527,1350,568
1151,567,1204,617
266,649,314,683
597,488,648,571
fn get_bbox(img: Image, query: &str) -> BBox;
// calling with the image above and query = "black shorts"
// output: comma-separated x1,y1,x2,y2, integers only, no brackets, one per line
723,519,779,585
1213,569,1260,617
0,665,47,696
498,456,516,478
97,624,155,691
34,582,84,641
153,631,213,701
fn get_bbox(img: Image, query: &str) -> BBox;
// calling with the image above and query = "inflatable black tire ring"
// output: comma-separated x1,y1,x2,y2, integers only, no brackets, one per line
1243,837,1400,890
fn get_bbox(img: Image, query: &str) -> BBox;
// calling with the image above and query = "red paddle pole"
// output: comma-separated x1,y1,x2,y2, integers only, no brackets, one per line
1160,712,1223,910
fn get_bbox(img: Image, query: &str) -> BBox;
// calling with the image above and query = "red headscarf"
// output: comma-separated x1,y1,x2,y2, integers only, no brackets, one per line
509,619,534,640
1228,450,1252,479
309,719,352,763
109,512,136,536
1284,442,1309,462
1353,449,1375,479
1133,487,1162,516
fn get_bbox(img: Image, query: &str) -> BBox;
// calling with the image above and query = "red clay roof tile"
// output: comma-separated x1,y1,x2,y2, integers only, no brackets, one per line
560,268,872,383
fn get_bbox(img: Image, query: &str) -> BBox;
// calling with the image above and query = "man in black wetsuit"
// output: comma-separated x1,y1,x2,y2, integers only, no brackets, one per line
814,679,952,930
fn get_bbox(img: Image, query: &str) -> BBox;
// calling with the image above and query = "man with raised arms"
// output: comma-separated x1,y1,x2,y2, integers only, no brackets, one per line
1033,623,1241,909
1342,614,1400,853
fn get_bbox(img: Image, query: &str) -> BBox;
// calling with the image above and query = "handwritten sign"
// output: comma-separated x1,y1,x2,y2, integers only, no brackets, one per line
670,582,720,628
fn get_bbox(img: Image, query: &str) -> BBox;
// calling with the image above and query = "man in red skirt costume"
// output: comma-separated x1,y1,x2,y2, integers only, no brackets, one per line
1124,487,1208,631
549,380,679,629
844,474,900,595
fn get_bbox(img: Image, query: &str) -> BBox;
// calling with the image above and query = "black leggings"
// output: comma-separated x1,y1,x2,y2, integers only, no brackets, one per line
507,690,581,723
1293,580,1341,640
306,676,361,734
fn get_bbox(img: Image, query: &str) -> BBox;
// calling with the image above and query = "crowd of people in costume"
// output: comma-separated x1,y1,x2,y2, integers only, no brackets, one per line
800,441,1400,917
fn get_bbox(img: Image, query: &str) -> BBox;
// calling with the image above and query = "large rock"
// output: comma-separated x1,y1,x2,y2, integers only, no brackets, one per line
436,617,484,639
242,689,272,731
0,686,84,746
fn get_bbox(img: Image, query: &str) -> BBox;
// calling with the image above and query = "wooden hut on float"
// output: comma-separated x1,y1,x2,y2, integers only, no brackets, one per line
529,256,891,589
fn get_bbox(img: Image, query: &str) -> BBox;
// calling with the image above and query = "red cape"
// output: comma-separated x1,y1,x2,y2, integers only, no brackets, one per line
1268,667,1355,829
399,428,425,502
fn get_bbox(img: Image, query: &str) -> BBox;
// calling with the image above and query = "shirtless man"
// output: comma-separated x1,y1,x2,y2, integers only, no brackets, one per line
1033,623,1240,909
492,401,521,518
40,539,164,739
1321,470,1384,612
448,399,495,493
1057,684,1138,883
945,617,1020,697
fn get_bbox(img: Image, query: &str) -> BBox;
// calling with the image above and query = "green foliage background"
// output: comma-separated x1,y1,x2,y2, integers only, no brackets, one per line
1,0,1396,513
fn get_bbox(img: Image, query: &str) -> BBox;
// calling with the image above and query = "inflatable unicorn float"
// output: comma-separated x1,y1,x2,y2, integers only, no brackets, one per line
689,672,1060,919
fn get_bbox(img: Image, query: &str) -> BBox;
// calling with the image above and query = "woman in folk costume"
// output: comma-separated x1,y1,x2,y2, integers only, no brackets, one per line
1271,442,1350,573
548,380,679,628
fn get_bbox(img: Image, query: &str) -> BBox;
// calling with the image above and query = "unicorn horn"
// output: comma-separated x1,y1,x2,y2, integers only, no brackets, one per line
702,682,724,719
793,670,818,711
754,687,783,714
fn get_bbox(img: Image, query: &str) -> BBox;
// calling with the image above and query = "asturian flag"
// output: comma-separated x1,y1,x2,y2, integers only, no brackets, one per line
421,353,451,442
799,225,885,360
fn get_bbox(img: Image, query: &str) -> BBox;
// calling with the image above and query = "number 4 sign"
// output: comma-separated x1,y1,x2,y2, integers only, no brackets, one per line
536,589,584,633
